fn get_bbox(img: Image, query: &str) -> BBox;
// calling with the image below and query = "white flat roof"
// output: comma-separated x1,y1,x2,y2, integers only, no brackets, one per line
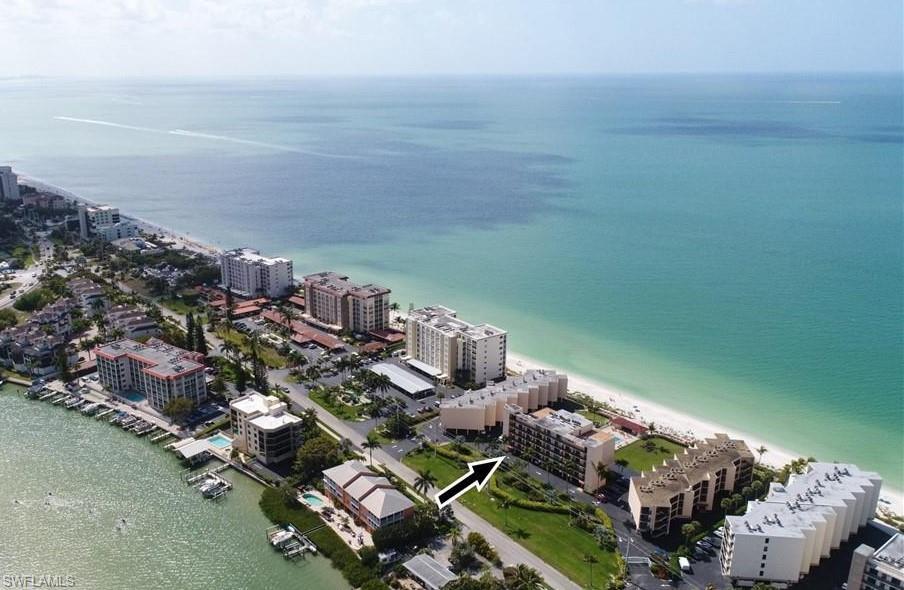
174,438,212,459
250,412,301,431
371,363,434,395
406,358,443,377
403,554,456,590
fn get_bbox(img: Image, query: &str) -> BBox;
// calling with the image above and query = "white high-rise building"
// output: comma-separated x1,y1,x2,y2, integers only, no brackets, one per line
405,305,506,386
0,166,20,201
77,204,137,241
229,392,304,465
720,462,882,589
219,248,294,298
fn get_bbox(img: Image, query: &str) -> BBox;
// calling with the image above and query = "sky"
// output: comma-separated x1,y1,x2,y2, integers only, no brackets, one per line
0,0,901,77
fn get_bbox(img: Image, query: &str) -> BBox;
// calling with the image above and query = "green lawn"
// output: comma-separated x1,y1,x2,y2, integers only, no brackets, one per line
615,436,686,473
577,409,610,426
308,387,365,421
404,450,618,588
158,295,201,315
216,326,288,369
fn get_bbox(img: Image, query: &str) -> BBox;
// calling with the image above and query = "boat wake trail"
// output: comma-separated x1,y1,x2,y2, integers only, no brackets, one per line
54,116,164,133
167,129,357,158
54,116,356,159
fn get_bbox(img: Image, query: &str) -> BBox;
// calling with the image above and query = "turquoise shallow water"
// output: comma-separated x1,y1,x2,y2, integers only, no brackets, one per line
0,75,901,487
0,385,349,590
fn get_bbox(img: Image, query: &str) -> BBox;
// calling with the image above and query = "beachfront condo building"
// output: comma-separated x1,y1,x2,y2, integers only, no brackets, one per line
219,248,294,298
302,271,391,334
77,204,138,241
440,369,567,432
504,406,615,492
720,462,883,588
95,338,207,411
846,533,904,590
229,391,303,465
405,305,506,386
628,434,755,538
322,460,416,532
0,166,20,201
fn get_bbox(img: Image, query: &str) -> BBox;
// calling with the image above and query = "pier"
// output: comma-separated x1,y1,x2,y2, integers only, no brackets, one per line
266,524,318,559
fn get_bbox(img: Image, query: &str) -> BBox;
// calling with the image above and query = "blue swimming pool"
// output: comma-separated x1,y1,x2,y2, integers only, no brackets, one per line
301,493,324,507
119,391,145,403
207,434,232,449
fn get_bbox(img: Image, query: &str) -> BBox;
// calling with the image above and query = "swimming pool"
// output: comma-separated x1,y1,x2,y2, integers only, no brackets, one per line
301,493,324,508
119,391,145,403
207,434,232,449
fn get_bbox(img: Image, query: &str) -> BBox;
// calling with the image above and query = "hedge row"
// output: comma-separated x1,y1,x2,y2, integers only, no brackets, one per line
259,488,390,590
486,478,572,514
432,444,474,464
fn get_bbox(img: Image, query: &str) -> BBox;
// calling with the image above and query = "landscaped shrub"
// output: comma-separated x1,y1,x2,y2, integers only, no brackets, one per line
487,479,571,514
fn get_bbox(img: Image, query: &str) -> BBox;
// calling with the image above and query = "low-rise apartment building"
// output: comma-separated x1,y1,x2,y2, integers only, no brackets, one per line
219,248,294,298
229,392,304,465
0,298,78,377
847,533,904,590
323,460,416,532
628,434,754,538
504,406,615,492
95,338,207,411
68,278,106,312
0,327,78,377
303,271,390,333
405,305,506,386
439,369,567,432
720,462,882,588
105,304,160,339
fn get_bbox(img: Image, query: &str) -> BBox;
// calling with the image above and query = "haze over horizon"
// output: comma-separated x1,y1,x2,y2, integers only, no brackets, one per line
1,0,901,78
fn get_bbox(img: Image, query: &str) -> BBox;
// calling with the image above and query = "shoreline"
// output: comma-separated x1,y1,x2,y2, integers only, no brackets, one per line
506,350,904,513
19,173,904,515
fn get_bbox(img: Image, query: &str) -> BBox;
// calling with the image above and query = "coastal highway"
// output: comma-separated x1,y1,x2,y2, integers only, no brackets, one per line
269,368,583,590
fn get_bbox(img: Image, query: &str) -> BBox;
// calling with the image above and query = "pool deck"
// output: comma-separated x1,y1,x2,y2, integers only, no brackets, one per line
296,489,372,550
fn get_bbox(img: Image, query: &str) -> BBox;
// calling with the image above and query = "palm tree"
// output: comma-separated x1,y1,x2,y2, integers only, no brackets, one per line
756,445,768,464
372,372,393,398
583,553,599,589
503,564,544,590
594,460,608,491
501,498,511,529
362,434,382,466
414,468,437,496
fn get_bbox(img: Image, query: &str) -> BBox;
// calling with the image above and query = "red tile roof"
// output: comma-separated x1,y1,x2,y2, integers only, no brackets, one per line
611,416,648,435
367,328,406,343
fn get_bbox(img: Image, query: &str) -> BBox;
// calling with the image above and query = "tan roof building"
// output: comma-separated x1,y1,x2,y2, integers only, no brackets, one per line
628,433,754,537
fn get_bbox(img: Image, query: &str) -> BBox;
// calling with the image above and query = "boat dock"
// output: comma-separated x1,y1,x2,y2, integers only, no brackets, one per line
181,463,231,486
266,524,318,559
23,381,183,442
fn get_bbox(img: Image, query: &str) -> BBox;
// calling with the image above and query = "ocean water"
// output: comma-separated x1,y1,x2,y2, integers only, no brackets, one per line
0,385,349,589
0,75,901,488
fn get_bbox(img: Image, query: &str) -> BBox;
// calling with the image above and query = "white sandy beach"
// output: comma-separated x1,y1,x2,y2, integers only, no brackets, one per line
20,173,904,516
